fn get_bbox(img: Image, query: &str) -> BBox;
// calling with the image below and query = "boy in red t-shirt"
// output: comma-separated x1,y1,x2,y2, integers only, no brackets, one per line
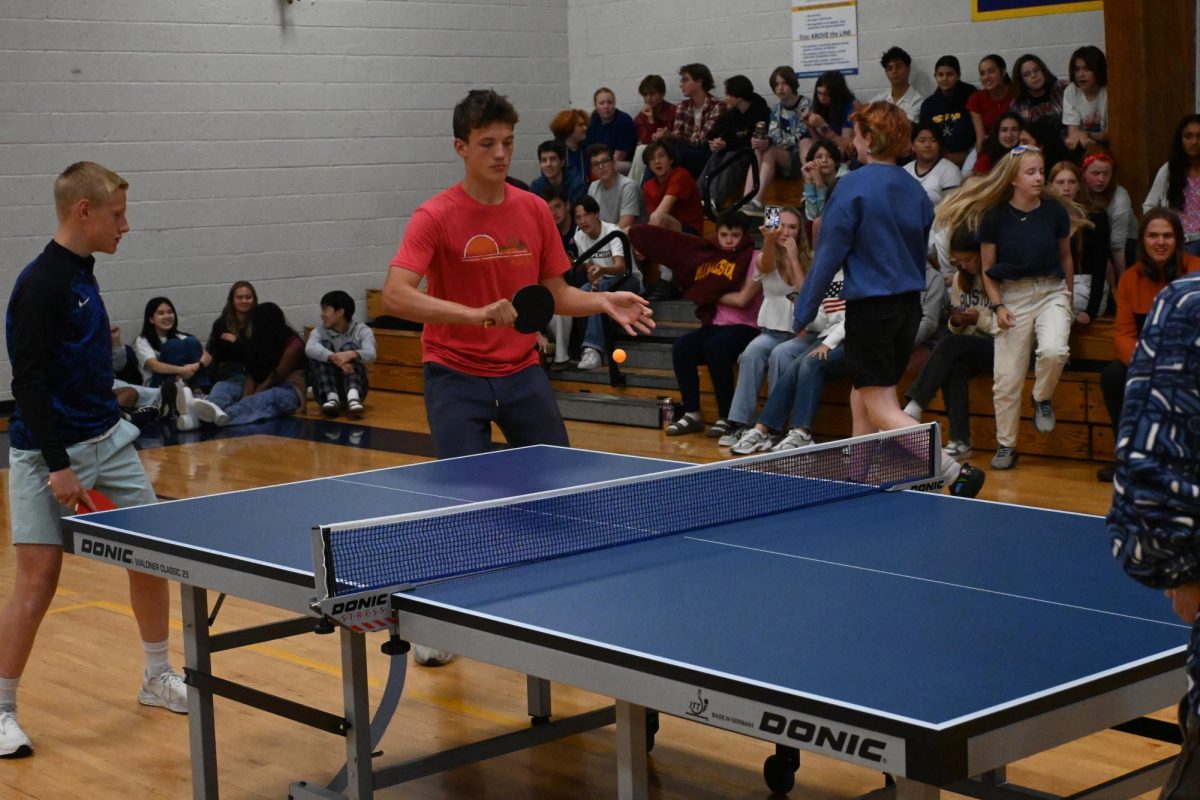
385,90,653,459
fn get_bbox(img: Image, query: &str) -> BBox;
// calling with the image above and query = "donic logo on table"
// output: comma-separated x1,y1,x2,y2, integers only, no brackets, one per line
79,538,134,564
759,712,889,763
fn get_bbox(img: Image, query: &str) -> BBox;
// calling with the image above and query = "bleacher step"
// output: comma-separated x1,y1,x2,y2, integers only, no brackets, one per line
554,391,662,428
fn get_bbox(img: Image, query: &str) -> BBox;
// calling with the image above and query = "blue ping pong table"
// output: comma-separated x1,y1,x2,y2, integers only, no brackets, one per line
64,444,1187,800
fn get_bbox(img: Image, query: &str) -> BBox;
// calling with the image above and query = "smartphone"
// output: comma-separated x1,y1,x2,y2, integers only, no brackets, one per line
764,205,781,230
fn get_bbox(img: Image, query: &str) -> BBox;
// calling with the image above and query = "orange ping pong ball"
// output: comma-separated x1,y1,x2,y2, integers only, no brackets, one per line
612,348,627,364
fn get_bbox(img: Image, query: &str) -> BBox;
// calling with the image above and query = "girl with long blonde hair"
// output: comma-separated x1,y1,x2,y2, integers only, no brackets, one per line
936,146,1087,470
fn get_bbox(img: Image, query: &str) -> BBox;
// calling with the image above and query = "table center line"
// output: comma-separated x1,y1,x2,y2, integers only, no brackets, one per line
684,536,1188,629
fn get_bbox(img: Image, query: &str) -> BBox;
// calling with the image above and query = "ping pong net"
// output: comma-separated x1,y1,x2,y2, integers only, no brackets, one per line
312,423,939,609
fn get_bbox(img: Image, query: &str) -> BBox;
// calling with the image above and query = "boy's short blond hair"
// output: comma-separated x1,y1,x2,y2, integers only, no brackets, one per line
54,161,128,220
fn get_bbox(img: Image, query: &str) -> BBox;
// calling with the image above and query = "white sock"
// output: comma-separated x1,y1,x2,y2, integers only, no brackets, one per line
0,676,19,712
685,411,701,421
903,400,922,419
325,392,339,403
143,640,170,678
346,389,360,402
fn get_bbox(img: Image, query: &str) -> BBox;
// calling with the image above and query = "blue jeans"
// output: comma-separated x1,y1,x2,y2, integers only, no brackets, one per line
149,336,211,390
226,386,302,426
208,378,243,408
581,275,642,352
727,330,801,426
757,341,846,432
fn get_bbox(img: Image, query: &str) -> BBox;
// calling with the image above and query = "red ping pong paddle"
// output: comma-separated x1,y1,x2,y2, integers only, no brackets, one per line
75,489,117,515
483,284,555,334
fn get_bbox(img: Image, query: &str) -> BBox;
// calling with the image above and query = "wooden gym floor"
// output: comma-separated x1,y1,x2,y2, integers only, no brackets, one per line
0,392,1174,799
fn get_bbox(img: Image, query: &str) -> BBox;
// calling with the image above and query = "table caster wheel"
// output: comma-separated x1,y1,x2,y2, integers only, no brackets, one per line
763,745,800,794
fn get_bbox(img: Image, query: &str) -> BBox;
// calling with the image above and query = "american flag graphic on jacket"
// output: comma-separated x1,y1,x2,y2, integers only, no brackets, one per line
821,280,845,314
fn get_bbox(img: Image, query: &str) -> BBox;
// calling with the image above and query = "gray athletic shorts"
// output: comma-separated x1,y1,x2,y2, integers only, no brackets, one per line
8,419,156,546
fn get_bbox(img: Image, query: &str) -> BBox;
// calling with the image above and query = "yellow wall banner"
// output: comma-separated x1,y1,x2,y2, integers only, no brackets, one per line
972,0,1102,22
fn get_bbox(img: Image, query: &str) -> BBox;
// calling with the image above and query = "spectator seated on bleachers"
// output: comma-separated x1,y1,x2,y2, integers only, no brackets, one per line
1062,45,1109,153
870,46,923,122
1099,208,1200,482
699,74,771,210
549,108,591,182
1009,53,1066,132
1143,114,1200,258
918,55,977,169
1047,162,1110,324
1083,150,1137,276
630,74,677,185
966,54,1014,165
306,290,377,419
901,226,997,461
744,65,812,215
586,87,638,175
574,196,639,371
903,122,962,206
630,211,760,437
807,70,859,161
718,208,810,448
668,63,726,179
530,139,587,205
587,143,642,230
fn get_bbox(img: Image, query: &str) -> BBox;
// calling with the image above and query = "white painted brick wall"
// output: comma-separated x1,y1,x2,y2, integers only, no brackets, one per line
567,0,1104,126
0,0,569,401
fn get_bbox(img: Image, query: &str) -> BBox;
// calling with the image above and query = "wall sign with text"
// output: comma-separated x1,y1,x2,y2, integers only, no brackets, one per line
972,0,1102,22
792,0,859,79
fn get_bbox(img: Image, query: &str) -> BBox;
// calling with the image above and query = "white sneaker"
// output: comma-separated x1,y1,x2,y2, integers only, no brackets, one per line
0,710,33,758
412,645,455,667
138,668,188,714
175,412,201,431
717,425,747,447
730,428,774,455
943,441,974,460
772,428,813,451
577,348,602,371
175,381,194,418
191,397,229,427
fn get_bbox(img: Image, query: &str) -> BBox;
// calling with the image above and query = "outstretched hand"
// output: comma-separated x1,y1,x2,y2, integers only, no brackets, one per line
602,292,655,336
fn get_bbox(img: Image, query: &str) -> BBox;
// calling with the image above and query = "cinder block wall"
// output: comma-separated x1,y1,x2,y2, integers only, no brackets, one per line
0,0,569,400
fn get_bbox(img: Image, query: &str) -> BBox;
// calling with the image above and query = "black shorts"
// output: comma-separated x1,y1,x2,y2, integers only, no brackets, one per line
844,292,921,389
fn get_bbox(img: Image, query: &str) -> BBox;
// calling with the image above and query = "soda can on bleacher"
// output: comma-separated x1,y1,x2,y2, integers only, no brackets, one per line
660,398,675,430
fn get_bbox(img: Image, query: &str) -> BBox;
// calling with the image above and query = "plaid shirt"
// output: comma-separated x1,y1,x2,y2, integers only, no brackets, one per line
1109,272,1200,717
672,95,726,147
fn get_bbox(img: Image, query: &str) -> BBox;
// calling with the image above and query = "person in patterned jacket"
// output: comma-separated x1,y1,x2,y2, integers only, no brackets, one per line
1109,269,1200,799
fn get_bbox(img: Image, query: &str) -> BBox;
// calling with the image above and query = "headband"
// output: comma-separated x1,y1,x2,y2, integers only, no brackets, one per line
1081,152,1114,171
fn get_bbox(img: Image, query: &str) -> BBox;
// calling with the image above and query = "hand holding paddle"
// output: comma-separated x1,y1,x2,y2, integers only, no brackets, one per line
481,284,555,334
75,489,117,515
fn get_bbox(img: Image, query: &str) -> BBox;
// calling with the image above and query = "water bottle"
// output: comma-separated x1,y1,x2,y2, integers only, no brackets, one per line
660,398,674,430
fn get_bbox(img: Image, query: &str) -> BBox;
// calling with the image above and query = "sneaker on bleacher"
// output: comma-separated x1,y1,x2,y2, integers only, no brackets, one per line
772,428,813,451
718,425,747,447
578,348,602,371
730,428,774,455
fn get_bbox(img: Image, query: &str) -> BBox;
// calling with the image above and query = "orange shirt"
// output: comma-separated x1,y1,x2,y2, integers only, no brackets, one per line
1113,253,1200,364
390,183,570,377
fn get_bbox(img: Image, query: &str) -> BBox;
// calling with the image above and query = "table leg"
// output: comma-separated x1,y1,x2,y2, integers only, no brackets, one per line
893,776,940,800
615,700,648,800
527,676,552,723
181,585,219,800
340,628,373,799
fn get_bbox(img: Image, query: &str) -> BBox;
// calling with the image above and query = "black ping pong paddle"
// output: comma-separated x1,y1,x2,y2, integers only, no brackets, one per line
484,284,554,334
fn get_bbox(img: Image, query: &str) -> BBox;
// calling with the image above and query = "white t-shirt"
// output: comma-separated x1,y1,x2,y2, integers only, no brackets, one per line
870,86,924,122
1061,84,1107,133
574,221,641,280
903,158,962,207
133,332,194,384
